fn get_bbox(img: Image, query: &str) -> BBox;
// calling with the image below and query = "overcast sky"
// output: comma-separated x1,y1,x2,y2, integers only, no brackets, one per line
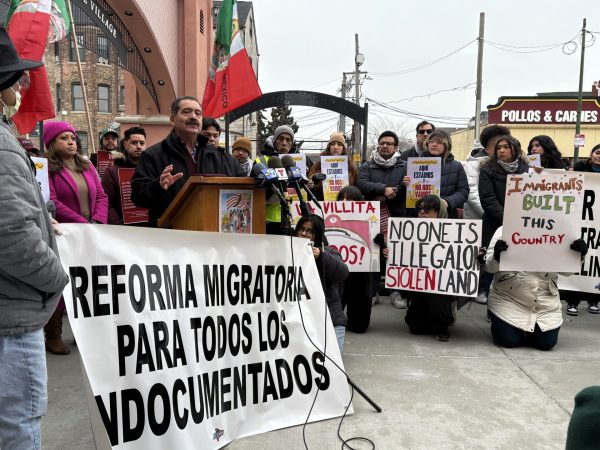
251,0,600,148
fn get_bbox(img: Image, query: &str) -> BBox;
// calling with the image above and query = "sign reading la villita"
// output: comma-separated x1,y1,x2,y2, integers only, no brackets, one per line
57,225,350,449
384,218,482,296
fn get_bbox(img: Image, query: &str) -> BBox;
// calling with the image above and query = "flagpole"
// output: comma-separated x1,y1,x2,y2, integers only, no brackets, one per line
66,0,96,155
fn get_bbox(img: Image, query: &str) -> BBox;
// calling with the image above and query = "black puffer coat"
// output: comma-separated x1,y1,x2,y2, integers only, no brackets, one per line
357,158,407,217
131,131,245,226
478,158,530,246
317,247,349,327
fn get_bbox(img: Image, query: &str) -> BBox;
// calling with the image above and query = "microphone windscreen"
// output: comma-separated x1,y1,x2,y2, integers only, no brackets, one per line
312,173,327,183
280,155,296,169
251,162,267,177
268,155,283,169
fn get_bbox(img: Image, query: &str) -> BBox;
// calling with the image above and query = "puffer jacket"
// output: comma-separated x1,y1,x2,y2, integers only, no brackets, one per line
400,143,422,161
0,121,69,335
356,158,407,217
317,246,349,327
478,158,530,246
485,227,563,332
463,147,487,220
421,152,469,218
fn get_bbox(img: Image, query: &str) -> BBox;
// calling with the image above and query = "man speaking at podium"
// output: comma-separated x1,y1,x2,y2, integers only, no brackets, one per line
132,96,244,227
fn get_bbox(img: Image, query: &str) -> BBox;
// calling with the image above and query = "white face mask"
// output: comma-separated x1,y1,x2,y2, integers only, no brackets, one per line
0,88,21,120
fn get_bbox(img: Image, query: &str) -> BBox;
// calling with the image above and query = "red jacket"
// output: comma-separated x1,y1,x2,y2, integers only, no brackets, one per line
49,163,108,224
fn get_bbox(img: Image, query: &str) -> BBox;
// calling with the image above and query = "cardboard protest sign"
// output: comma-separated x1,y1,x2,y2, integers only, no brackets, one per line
406,157,441,208
321,155,349,201
291,201,380,272
118,168,149,225
559,172,600,293
57,225,350,450
288,153,307,175
31,156,49,202
385,218,482,296
501,172,584,272
96,150,115,179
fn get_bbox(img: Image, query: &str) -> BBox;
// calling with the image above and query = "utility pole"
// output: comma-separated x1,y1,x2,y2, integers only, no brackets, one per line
474,12,485,143
354,33,365,162
339,74,347,132
574,18,587,164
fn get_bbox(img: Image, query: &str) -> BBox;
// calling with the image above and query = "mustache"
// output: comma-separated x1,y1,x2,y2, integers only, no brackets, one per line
186,119,199,126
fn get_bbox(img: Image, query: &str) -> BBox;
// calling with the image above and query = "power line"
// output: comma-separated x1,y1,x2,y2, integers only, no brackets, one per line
387,82,476,103
368,97,471,123
371,39,477,76
484,31,585,55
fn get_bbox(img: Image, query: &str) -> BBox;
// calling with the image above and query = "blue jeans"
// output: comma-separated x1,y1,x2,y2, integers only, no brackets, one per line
0,329,47,450
335,326,346,353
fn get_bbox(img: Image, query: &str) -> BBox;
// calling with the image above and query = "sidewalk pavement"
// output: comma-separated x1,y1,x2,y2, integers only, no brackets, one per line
43,298,599,450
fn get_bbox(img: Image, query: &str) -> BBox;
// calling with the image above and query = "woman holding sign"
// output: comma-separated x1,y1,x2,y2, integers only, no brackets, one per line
45,121,108,354
485,226,588,350
308,132,357,201
403,195,456,342
478,135,530,248
527,135,566,170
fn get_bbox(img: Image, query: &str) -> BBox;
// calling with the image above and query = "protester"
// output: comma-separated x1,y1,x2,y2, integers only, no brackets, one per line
308,132,358,200
403,195,456,342
90,126,119,167
562,143,600,316
45,120,108,353
484,226,588,350
131,97,244,227
231,136,253,175
101,126,147,225
464,125,511,304
401,120,435,160
336,186,376,333
357,130,408,308
295,215,349,351
0,27,69,450
256,125,302,235
478,135,530,250
527,135,566,169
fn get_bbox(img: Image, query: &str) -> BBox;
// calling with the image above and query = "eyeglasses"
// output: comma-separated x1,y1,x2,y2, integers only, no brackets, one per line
418,129,433,135
297,226,314,235
378,141,396,147
417,207,438,214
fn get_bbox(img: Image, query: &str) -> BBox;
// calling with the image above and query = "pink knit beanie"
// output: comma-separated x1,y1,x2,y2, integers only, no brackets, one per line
43,121,77,147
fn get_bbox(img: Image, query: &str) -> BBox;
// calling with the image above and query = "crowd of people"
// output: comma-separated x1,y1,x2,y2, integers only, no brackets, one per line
2,27,600,449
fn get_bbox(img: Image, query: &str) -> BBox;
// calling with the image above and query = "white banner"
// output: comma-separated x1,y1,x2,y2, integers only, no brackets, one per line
291,201,381,272
384,218,482,296
321,155,349,201
501,172,584,272
57,225,351,449
559,172,600,293
31,156,49,202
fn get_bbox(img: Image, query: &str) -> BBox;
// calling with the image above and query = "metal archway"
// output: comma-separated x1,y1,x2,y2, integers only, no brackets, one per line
225,90,369,162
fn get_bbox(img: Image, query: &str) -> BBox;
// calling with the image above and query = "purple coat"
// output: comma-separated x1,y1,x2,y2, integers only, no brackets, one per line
49,163,108,224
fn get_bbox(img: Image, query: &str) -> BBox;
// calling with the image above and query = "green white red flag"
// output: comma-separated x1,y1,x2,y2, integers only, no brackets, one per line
5,0,72,134
202,0,261,118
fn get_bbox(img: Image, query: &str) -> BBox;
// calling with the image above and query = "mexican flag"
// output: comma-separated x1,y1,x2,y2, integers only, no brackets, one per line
5,0,72,134
202,0,261,119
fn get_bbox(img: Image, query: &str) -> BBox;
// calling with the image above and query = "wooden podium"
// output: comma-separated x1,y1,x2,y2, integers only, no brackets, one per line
157,176,265,233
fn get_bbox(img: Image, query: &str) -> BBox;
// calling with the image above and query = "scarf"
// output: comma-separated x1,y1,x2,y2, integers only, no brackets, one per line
239,158,253,176
371,148,400,168
592,165,600,173
498,158,519,174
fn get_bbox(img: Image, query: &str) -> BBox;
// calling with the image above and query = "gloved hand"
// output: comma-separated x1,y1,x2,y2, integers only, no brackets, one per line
477,247,487,265
493,240,508,262
570,239,589,256
373,233,387,249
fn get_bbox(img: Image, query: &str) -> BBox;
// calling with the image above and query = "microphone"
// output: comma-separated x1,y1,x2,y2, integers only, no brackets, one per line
312,173,327,183
46,200,56,219
281,155,312,218
281,155,323,210
251,163,286,204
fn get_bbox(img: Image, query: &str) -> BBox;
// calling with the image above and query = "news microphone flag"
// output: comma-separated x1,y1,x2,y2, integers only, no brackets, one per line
202,0,261,119
5,0,72,134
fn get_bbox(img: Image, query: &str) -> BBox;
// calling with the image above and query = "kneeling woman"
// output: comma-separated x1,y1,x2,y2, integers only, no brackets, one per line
404,195,455,342
295,215,349,351
485,226,588,350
